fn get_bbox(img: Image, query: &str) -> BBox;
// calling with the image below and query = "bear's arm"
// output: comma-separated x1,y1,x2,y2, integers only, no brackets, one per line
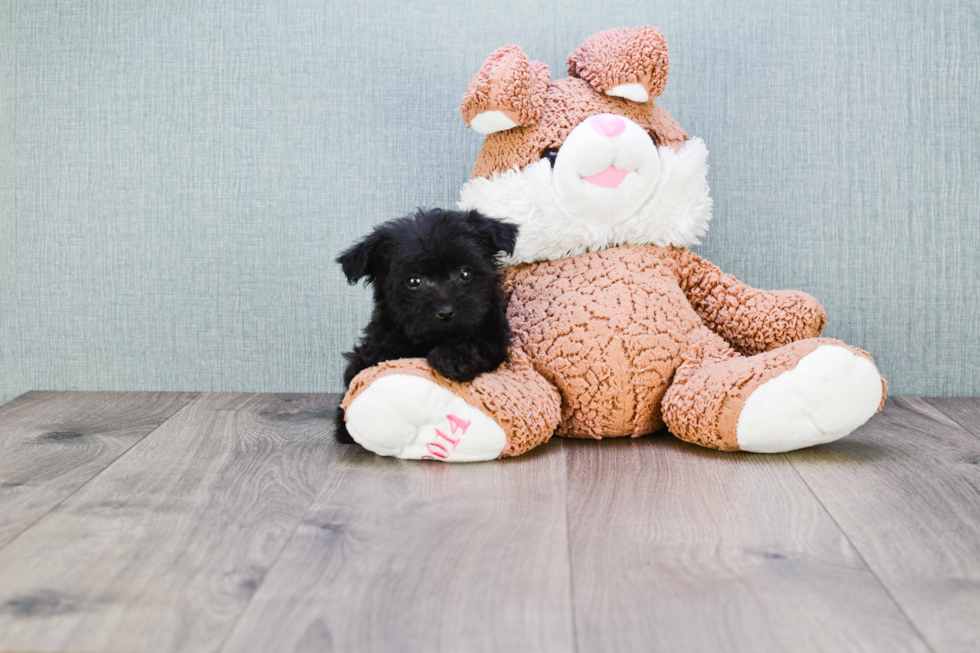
669,248,827,356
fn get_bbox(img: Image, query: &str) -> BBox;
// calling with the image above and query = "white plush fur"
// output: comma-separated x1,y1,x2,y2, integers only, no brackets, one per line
736,346,884,453
550,114,662,228
607,83,649,102
458,117,712,266
469,110,519,135
345,374,507,462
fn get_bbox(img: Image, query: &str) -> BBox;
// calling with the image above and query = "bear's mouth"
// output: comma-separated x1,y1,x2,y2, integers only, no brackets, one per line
581,165,630,189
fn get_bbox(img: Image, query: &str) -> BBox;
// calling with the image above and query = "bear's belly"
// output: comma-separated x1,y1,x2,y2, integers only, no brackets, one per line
506,246,704,438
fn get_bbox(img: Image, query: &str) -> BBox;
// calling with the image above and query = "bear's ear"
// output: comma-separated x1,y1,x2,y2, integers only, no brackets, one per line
567,26,669,103
461,45,550,135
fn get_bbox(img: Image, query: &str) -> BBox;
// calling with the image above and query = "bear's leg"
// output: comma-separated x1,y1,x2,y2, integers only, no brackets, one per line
339,351,561,462
662,329,885,453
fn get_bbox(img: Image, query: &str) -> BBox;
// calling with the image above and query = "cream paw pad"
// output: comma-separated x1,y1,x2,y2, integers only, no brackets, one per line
344,374,506,462
736,345,884,453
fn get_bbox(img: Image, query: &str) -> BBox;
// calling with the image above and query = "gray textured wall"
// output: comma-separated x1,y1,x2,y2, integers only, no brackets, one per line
1,0,978,405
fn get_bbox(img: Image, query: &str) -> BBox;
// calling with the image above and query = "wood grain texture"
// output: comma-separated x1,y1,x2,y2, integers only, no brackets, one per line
564,435,928,653
0,391,197,549
2,392,979,653
927,397,980,441
220,438,574,653
0,393,339,653
788,398,980,653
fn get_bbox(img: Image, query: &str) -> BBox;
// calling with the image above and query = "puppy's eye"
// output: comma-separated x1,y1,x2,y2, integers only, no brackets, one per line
541,148,559,167
406,277,422,289
458,268,473,282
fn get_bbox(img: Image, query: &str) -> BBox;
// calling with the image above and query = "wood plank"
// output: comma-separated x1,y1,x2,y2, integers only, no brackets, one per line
220,439,574,653
0,392,339,653
0,391,197,549
788,397,980,653
564,435,928,653
926,397,980,440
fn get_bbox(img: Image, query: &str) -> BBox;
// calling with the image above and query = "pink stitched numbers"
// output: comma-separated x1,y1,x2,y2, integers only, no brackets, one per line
447,414,471,435
425,441,450,458
421,414,472,460
434,429,459,448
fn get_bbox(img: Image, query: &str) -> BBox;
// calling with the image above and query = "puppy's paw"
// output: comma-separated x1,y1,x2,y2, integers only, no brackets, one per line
427,344,484,382
333,405,355,444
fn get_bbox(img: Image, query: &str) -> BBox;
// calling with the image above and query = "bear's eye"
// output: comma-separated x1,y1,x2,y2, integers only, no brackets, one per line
541,148,559,167
458,268,473,283
406,277,422,289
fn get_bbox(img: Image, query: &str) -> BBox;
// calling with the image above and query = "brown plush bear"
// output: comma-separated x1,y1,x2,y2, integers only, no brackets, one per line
340,26,886,462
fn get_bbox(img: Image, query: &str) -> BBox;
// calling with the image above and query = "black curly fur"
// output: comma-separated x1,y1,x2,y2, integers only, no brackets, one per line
334,208,518,444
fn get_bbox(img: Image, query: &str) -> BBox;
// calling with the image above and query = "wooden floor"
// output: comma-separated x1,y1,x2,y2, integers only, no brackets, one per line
0,393,977,652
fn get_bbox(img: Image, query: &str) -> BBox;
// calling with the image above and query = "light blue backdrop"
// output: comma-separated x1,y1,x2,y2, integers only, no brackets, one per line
1,0,978,405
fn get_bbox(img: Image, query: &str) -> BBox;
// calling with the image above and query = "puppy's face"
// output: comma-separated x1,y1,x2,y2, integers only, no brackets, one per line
338,209,518,341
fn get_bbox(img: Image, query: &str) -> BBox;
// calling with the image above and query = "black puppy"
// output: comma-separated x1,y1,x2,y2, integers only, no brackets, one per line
334,208,518,443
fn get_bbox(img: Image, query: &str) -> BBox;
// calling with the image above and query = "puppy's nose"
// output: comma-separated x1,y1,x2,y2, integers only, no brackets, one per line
590,113,625,138
436,306,455,320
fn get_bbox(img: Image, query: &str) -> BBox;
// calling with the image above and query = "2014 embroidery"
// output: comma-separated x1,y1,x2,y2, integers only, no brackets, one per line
421,414,471,460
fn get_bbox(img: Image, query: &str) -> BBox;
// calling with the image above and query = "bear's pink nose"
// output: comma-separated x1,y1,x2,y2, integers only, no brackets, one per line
590,113,626,138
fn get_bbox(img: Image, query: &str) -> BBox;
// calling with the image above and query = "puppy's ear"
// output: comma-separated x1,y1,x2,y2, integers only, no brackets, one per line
337,229,389,284
486,219,519,256
466,210,519,257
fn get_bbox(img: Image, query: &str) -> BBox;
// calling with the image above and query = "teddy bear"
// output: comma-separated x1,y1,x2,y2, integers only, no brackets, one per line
339,26,886,462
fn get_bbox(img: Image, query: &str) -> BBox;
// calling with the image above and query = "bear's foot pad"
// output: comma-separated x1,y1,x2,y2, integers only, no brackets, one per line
344,374,506,462
736,345,883,453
